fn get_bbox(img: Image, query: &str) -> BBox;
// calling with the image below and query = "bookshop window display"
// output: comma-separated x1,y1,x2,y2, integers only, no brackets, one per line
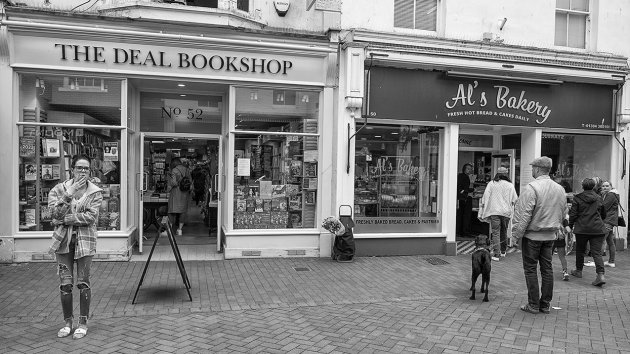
354,124,443,233
233,87,320,230
17,73,123,232
541,133,611,194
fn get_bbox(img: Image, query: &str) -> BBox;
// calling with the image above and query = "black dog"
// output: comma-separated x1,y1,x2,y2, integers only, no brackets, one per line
469,235,492,302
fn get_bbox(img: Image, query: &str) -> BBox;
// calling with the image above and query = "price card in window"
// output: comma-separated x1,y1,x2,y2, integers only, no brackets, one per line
237,158,251,176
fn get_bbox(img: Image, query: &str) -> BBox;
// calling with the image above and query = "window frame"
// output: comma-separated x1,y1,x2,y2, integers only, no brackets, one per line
228,86,322,232
393,0,442,35
15,72,127,236
554,0,591,49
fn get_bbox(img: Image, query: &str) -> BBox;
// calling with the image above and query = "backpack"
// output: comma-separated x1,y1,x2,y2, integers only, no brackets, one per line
176,167,192,192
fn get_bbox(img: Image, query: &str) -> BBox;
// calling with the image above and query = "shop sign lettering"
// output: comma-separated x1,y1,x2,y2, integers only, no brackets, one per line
54,44,293,75
445,81,551,124
370,157,429,180
161,107,204,120
355,218,440,225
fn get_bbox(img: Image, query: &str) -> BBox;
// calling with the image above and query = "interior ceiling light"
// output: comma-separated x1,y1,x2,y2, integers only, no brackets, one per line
178,83,186,87
180,94,187,97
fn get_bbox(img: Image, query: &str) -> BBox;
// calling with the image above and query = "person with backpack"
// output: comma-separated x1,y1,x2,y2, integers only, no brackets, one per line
167,157,192,236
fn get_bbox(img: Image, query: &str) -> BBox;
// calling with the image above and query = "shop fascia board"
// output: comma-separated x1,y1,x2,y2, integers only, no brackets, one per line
366,52,626,86
0,20,336,58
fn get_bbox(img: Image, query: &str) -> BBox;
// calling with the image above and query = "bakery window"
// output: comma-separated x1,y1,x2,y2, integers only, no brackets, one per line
354,123,443,233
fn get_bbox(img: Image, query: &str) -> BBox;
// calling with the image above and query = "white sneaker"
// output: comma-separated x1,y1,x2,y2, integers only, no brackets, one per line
500,252,507,258
604,261,616,268
584,261,595,267
176,229,182,236
491,256,500,261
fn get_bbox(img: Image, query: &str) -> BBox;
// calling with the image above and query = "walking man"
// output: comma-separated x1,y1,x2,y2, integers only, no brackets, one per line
511,156,566,314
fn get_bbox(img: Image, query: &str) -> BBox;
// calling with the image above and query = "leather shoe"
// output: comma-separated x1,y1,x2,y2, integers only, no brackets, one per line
570,269,582,278
520,304,539,314
539,306,550,314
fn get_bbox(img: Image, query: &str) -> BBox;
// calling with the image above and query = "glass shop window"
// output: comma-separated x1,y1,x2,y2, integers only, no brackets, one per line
233,87,320,230
18,73,122,232
541,132,610,197
354,124,443,234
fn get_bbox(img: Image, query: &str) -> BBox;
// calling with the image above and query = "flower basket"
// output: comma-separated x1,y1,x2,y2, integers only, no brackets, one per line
322,216,345,236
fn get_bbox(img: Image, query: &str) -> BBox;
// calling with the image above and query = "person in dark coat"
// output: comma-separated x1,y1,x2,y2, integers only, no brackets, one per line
600,181,619,267
456,163,474,237
569,178,607,286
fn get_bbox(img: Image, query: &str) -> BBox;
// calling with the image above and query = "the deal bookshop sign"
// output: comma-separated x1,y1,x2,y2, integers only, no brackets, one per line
368,67,614,131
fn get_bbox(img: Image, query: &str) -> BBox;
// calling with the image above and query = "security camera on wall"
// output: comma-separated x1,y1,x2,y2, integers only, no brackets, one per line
273,0,290,17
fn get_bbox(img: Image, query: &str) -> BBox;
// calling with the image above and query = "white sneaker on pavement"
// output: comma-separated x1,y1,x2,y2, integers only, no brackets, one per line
491,256,500,261
604,261,616,268
584,261,595,267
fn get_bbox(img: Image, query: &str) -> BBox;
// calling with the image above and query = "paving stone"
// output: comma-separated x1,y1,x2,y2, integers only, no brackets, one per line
2,253,630,352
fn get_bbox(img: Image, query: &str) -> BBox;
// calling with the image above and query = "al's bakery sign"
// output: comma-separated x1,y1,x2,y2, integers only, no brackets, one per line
368,67,614,130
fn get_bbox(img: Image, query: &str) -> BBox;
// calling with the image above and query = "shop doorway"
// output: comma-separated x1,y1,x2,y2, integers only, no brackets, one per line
138,133,222,259
456,147,516,239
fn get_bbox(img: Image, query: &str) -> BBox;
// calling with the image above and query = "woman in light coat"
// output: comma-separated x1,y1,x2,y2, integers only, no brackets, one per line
478,167,518,261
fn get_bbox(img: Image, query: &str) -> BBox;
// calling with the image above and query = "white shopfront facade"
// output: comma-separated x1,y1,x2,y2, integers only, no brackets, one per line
0,13,338,262
337,32,630,256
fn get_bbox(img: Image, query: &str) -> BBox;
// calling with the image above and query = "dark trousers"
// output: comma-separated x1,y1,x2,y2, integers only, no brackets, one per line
602,229,616,264
456,198,472,236
521,237,554,310
575,233,605,274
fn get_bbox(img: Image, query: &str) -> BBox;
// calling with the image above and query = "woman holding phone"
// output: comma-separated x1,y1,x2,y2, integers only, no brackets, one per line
48,155,103,339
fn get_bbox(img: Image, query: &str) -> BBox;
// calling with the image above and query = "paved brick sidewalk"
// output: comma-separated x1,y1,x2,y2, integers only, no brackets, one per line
1,251,630,353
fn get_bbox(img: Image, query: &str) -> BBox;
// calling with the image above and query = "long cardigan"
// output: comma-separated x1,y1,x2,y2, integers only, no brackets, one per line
168,165,192,214
48,180,103,259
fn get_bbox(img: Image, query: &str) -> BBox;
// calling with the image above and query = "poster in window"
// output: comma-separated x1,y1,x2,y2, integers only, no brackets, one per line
271,197,287,211
44,138,60,157
24,164,37,181
237,158,251,176
289,194,302,211
290,213,302,228
41,164,53,180
103,142,119,161
19,137,36,158
304,162,317,177
305,191,316,205
52,164,61,180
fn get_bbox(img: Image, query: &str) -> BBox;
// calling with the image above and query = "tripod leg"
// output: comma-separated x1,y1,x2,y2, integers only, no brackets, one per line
132,228,161,304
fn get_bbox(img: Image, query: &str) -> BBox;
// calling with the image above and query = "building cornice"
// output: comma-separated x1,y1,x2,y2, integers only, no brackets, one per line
1,8,334,57
352,30,629,74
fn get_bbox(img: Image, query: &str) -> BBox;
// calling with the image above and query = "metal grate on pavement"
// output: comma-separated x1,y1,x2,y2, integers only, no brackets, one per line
424,257,450,265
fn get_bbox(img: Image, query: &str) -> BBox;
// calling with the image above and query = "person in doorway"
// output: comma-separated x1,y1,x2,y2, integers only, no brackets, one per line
569,178,607,286
456,163,474,237
478,167,518,261
167,157,192,236
48,155,103,339
600,180,619,268
511,156,566,314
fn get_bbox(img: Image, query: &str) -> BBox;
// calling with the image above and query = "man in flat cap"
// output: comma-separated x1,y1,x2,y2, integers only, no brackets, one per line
512,156,566,315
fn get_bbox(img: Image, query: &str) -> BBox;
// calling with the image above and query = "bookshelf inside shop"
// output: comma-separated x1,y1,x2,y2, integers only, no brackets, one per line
233,121,318,229
18,107,121,231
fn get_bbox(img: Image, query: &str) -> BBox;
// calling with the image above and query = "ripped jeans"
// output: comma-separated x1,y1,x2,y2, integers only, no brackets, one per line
56,235,92,326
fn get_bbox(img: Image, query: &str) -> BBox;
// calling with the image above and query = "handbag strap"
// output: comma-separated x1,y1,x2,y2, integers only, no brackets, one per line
614,193,625,213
